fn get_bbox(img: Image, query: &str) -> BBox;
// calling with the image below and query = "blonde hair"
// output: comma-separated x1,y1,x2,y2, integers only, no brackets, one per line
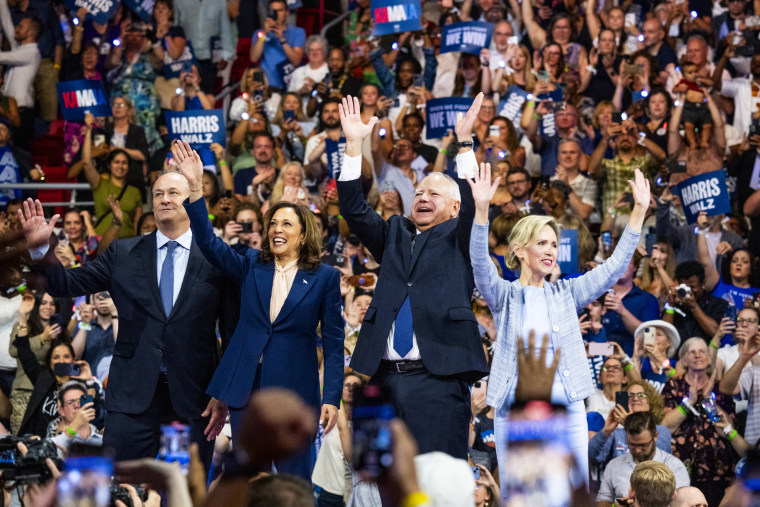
629,461,676,507
269,161,306,205
506,215,562,270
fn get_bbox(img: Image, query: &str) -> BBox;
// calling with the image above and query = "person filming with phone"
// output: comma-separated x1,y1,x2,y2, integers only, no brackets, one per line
49,381,102,452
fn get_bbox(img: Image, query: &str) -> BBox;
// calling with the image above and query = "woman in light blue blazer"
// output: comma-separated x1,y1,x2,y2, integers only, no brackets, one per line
466,162,650,490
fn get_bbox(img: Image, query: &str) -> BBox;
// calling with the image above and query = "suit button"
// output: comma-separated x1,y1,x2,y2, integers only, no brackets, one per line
563,370,569,377
570,391,577,398
407,282,412,287
158,346,164,353
553,325,559,333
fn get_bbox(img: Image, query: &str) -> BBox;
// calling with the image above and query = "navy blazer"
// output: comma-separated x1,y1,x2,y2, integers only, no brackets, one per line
185,198,344,410
338,177,489,383
32,232,237,419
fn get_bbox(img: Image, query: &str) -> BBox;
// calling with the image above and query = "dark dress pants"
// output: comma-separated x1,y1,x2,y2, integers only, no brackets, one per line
103,375,214,472
371,364,471,459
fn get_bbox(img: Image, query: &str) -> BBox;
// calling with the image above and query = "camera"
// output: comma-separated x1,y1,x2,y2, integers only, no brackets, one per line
111,484,148,507
675,283,692,298
0,435,62,483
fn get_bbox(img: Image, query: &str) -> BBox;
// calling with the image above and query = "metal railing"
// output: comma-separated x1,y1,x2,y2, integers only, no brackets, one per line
0,183,93,207
321,11,351,39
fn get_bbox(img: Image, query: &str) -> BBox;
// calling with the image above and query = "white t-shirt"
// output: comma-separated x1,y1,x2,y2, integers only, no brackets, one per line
0,295,22,370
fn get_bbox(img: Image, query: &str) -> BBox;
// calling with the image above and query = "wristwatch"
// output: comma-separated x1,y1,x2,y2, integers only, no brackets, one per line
456,140,474,148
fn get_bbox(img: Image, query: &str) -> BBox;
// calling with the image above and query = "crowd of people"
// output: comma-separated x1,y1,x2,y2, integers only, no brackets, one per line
0,0,760,505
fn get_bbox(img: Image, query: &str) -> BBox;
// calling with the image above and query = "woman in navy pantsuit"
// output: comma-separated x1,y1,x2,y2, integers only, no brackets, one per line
173,141,343,479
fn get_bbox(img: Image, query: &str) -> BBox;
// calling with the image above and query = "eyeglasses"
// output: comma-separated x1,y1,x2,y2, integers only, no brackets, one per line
395,144,412,151
62,399,81,407
507,179,528,186
344,383,361,389
628,392,648,399
627,437,654,450
114,103,127,108
602,365,622,372
737,318,758,325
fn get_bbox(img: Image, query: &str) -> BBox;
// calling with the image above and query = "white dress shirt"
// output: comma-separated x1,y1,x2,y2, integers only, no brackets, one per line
156,228,193,306
339,150,477,361
0,42,40,108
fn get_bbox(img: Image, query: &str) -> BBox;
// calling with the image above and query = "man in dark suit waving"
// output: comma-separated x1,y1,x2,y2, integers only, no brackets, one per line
337,94,489,458
17,171,233,468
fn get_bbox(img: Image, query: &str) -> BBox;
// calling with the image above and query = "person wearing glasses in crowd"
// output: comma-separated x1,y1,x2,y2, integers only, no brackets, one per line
499,168,532,216
719,306,760,452
589,380,673,478
596,412,690,506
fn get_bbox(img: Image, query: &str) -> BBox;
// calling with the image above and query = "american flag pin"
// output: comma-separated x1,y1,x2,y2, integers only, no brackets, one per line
303,280,308,284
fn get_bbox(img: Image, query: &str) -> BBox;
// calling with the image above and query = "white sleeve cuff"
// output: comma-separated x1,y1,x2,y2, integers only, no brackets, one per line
455,149,478,179
339,154,362,181
29,244,49,261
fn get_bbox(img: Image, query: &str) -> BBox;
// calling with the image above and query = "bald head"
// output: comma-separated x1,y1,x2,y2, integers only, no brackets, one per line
643,19,664,48
672,486,707,507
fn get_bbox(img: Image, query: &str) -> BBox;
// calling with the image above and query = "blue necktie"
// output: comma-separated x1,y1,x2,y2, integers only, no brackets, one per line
393,297,414,357
160,241,178,316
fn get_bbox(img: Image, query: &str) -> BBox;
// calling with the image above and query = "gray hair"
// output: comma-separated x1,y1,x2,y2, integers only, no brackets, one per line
153,169,191,194
422,172,461,203
305,35,328,59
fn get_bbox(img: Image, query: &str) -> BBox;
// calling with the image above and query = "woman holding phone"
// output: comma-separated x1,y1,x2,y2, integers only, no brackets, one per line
467,159,650,487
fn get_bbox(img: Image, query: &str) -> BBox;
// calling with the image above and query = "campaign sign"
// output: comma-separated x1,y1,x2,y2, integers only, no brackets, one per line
163,41,198,79
166,109,225,149
675,169,731,224
276,59,296,89
426,97,474,138
286,0,302,9
325,137,347,180
57,80,112,121
123,0,153,21
557,229,578,274
371,0,422,36
65,0,121,24
440,22,493,55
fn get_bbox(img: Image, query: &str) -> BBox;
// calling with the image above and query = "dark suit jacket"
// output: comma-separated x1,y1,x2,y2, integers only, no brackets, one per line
185,198,344,410
32,232,236,419
338,177,489,383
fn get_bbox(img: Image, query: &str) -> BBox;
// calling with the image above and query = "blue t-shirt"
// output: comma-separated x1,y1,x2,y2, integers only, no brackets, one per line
0,146,21,207
537,132,594,176
260,26,306,90
640,356,672,393
601,286,660,356
712,279,759,309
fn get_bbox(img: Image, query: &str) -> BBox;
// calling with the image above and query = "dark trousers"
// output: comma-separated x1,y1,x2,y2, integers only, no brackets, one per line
228,366,316,482
14,107,34,152
371,364,470,459
196,59,218,95
314,486,345,506
0,368,15,399
103,376,214,472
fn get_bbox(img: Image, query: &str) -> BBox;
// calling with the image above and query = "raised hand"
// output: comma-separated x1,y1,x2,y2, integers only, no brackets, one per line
339,95,377,142
454,92,484,142
171,140,203,195
467,162,501,216
17,198,60,250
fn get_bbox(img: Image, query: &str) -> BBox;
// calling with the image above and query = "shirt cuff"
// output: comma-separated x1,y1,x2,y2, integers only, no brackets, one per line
29,244,49,261
339,154,362,181
455,150,478,179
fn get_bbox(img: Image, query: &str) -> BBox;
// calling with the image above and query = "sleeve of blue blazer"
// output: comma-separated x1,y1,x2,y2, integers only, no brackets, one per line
32,242,114,298
185,197,248,284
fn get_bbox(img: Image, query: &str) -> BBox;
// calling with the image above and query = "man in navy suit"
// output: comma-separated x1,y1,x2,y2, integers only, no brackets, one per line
17,171,234,469
336,95,490,459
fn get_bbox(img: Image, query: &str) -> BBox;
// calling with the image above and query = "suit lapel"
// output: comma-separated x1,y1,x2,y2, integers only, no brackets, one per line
273,270,316,325
255,261,275,318
409,227,431,274
169,240,204,319
133,232,164,317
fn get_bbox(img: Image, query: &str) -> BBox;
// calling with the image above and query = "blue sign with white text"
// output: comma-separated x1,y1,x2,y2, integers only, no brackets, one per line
325,137,347,180
557,229,578,274
123,0,154,21
166,109,226,149
425,98,474,138
440,22,493,55
163,41,198,79
66,0,121,24
57,80,112,121
675,169,731,224
371,0,422,35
